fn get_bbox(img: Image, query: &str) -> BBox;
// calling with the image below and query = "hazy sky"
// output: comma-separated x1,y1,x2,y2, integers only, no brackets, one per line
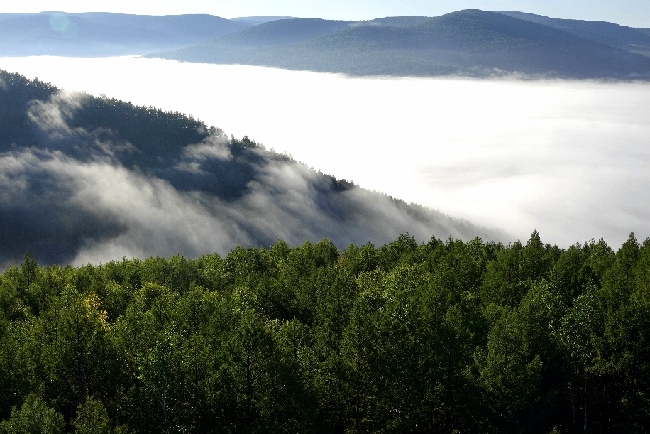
2,57,649,250
2,0,650,27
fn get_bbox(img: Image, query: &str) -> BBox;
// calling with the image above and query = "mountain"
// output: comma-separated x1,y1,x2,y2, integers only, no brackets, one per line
161,17,355,67
231,16,295,25
499,11,650,56
353,16,431,27
4,10,650,78
0,69,505,267
157,9,650,79
0,12,250,56
214,18,352,47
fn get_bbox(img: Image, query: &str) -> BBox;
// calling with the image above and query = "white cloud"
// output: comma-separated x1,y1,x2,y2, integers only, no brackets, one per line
3,56,650,249
0,147,255,264
0,143,496,266
27,90,88,140
65,159,255,264
183,133,232,161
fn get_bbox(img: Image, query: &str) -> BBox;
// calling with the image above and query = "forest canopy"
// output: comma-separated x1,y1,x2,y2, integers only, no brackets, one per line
0,232,648,433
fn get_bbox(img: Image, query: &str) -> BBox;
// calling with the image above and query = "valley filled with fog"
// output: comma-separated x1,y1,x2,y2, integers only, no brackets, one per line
2,55,649,248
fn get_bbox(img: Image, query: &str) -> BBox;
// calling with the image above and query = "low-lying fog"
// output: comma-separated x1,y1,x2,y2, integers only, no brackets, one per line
2,56,649,248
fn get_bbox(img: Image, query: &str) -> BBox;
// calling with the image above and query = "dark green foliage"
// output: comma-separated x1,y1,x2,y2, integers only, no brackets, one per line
0,233,649,432
0,393,65,434
73,397,123,434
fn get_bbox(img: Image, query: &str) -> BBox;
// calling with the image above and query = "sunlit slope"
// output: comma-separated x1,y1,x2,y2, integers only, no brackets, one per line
0,69,506,267
160,9,650,78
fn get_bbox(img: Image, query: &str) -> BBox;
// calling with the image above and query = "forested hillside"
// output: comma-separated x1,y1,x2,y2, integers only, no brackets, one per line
0,232,648,432
0,69,502,268
500,11,650,55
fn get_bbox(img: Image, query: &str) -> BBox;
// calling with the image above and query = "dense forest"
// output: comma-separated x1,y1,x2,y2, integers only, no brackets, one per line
0,232,648,433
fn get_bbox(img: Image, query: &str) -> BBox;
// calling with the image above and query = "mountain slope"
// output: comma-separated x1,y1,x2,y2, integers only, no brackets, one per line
353,16,431,27
232,16,295,25
75,13,249,43
214,18,352,47
0,69,505,267
158,9,650,79
499,11,650,56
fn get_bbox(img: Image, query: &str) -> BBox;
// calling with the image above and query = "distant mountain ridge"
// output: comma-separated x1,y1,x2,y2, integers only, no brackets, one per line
0,12,250,56
231,16,295,25
499,11,650,56
158,9,650,79
2,10,650,78
215,18,352,47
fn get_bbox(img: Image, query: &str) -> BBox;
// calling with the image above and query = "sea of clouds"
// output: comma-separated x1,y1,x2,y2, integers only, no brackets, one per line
2,56,650,250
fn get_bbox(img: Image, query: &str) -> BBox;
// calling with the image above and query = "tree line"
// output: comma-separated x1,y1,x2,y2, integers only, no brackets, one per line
0,232,648,433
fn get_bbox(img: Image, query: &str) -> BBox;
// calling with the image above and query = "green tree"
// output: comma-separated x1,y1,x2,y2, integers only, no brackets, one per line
110,282,180,432
73,397,126,434
0,393,65,434
476,305,543,432
556,289,603,433
481,231,556,308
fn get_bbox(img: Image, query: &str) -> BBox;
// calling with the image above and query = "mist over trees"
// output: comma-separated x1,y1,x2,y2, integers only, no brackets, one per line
0,232,648,432
0,69,504,268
